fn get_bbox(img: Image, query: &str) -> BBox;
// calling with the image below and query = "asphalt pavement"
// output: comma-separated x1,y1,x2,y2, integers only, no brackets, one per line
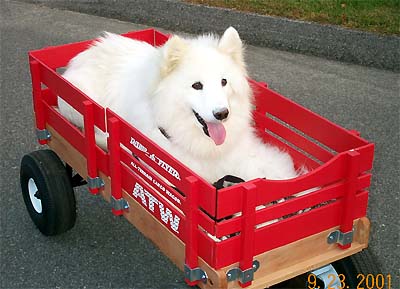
17,0,400,72
1,1,399,289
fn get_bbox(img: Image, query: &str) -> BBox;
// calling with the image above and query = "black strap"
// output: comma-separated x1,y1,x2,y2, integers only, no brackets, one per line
213,175,245,189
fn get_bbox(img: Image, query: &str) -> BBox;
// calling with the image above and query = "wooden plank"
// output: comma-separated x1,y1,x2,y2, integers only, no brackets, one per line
47,125,111,201
223,218,370,289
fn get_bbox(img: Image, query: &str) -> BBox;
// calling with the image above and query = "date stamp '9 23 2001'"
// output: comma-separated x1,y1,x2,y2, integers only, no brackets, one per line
307,273,393,289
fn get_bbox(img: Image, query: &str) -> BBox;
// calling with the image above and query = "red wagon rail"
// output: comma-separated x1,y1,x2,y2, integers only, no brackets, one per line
28,28,374,288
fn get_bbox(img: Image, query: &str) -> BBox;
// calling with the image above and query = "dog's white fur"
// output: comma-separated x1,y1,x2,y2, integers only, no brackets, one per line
58,27,299,183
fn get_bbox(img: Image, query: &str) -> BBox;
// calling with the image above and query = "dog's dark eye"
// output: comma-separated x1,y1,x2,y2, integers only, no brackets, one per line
192,82,203,90
221,78,227,87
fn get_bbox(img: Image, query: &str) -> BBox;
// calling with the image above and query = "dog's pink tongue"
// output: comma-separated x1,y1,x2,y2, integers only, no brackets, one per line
206,122,226,145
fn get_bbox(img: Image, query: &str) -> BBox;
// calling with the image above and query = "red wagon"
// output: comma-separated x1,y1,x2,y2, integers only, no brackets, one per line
21,28,375,289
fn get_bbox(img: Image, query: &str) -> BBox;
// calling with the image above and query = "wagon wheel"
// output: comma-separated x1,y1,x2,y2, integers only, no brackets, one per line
271,249,380,289
20,149,76,236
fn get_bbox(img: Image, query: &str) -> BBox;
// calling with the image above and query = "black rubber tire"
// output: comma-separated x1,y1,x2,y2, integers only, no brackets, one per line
270,249,380,289
20,149,76,236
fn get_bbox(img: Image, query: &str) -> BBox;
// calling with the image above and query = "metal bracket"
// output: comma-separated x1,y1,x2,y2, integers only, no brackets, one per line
184,264,207,284
327,228,354,246
111,196,129,211
310,264,341,289
86,176,104,190
226,260,260,284
36,128,51,141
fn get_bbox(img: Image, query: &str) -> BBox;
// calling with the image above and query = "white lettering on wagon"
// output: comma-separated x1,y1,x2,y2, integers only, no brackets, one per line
130,137,148,153
148,154,181,181
129,137,181,181
132,183,180,233
130,162,181,205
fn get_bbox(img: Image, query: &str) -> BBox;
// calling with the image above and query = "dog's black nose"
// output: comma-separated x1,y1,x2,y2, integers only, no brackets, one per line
213,108,229,120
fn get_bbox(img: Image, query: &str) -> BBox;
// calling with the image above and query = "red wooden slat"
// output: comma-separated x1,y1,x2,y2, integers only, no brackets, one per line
121,28,156,44
358,173,372,190
213,191,368,269
29,60,47,144
29,29,163,70
254,156,347,203
339,151,360,249
184,176,201,286
198,209,216,236
44,102,85,154
108,117,124,215
29,40,93,69
120,148,186,210
95,147,109,176
216,150,372,219
216,185,341,239
215,173,371,238
197,228,216,269
154,30,170,46
239,184,257,287
42,88,57,106
214,234,239,269
254,126,321,170
45,102,109,175
251,80,368,152
354,143,375,173
256,191,368,257
39,65,106,131
216,152,350,219
253,111,335,163
121,164,185,239
83,101,99,194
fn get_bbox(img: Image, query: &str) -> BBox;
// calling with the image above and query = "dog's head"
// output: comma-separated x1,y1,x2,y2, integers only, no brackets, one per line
153,27,253,158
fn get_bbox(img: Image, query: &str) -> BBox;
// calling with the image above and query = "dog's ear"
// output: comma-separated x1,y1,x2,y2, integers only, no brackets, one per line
218,27,245,69
161,35,188,77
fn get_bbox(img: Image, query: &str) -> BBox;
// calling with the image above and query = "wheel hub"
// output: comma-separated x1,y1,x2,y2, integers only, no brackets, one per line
28,178,42,213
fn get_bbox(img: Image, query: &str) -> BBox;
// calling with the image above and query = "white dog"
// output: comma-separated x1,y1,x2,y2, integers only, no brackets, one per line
58,27,299,184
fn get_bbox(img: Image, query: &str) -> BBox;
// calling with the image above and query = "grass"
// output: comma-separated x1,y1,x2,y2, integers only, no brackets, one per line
185,0,400,35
